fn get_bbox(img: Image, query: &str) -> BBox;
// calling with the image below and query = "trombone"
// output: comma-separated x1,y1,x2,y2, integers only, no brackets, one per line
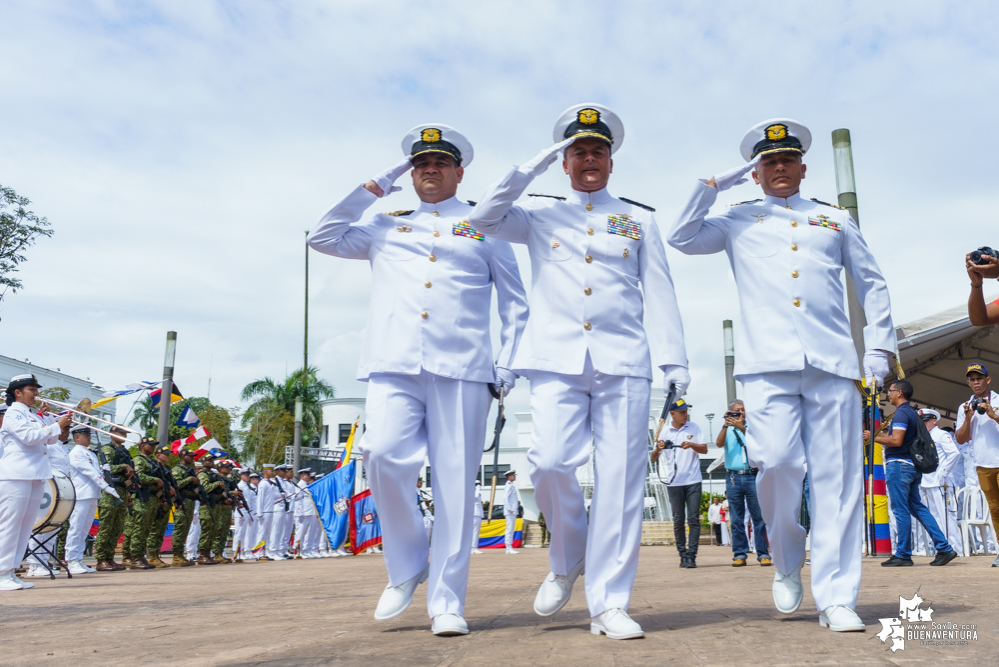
33,397,143,441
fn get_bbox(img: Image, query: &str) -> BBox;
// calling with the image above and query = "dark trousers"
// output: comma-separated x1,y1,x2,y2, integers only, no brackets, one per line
712,523,722,543
886,460,951,558
726,471,769,561
668,482,702,554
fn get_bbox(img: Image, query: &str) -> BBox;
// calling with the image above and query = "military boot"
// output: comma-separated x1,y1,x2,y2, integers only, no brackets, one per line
95,559,116,571
111,559,126,571
126,556,145,570
214,554,232,564
197,550,217,565
135,555,155,570
121,556,134,568
147,554,170,568
172,553,194,567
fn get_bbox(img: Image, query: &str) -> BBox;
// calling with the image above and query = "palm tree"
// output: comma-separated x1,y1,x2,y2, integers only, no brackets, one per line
129,396,157,432
240,365,335,444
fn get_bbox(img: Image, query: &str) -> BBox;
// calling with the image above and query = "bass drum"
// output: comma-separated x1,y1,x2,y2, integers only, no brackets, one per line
34,473,76,534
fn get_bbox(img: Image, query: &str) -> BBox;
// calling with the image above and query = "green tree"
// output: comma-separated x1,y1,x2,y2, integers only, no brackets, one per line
0,185,53,301
38,386,71,403
240,399,295,466
240,365,334,445
129,396,158,432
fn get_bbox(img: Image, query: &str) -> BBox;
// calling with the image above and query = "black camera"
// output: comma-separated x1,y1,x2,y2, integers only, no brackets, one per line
725,411,743,419
970,397,990,415
660,439,676,449
970,246,999,265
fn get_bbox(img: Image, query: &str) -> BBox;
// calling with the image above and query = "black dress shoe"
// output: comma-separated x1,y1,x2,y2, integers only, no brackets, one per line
686,554,697,568
678,553,689,568
881,555,914,567
929,550,958,566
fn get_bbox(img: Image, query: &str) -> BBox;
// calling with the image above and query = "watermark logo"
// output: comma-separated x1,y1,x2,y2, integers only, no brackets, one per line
875,591,978,652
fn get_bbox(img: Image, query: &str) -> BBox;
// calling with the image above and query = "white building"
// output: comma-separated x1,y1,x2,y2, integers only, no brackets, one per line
0,354,115,423
312,392,725,520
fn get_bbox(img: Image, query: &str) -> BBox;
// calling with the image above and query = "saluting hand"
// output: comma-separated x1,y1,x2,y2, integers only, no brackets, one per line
364,157,413,198
520,137,578,178
707,156,761,191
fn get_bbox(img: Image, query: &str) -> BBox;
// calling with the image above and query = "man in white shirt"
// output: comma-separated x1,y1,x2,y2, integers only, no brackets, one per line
470,104,689,641
707,497,723,544
954,363,999,566
651,400,708,568
916,409,961,555
310,124,528,637
503,471,520,554
669,119,895,632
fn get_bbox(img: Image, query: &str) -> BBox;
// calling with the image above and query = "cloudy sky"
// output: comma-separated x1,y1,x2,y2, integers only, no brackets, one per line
2,1,997,447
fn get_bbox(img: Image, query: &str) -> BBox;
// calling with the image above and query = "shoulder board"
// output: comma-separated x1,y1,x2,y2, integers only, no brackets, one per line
619,197,655,212
810,198,847,210
729,199,762,206
466,200,477,206
383,210,414,217
527,193,566,201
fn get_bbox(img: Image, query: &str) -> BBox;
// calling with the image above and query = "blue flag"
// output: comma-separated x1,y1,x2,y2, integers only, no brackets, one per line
349,488,382,555
309,461,355,550
175,406,200,428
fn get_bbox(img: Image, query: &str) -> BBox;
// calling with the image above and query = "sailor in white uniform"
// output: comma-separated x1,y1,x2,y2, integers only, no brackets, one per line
470,104,690,640
65,425,119,574
269,465,293,559
668,118,896,632
0,375,71,590
309,123,528,636
416,477,433,541
233,469,255,561
503,471,520,554
470,482,483,554
257,463,280,560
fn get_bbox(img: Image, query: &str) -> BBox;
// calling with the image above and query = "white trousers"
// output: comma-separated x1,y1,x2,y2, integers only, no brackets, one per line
504,511,517,549
281,511,294,554
0,480,46,572
471,514,481,550
920,486,962,554
65,498,99,562
266,512,285,558
186,509,201,556
363,371,491,618
301,515,319,552
741,364,863,612
528,357,651,617
721,521,731,546
256,512,274,557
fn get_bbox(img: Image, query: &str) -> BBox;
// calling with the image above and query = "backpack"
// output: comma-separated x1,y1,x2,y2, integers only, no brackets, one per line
909,413,940,474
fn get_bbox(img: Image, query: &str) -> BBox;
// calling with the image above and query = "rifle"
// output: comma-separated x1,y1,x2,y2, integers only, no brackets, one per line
91,443,124,508
194,474,218,526
211,471,247,517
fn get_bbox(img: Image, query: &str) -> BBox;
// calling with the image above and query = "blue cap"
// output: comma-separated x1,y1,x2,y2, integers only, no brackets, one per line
966,363,989,377
669,399,690,411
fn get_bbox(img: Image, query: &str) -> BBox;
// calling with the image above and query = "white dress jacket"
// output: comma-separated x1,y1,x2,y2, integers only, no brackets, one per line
309,187,528,384
0,402,58,481
669,184,894,379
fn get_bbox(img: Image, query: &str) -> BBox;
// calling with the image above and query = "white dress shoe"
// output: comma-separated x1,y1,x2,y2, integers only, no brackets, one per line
590,608,644,640
505,548,519,555
819,605,865,632
25,565,50,578
0,571,24,591
374,563,430,621
13,574,34,589
772,554,805,614
83,562,97,573
432,613,469,636
67,561,90,575
471,549,483,555
534,558,585,617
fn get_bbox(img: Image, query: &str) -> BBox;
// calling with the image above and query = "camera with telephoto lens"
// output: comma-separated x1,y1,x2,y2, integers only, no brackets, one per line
970,246,999,265
970,397,990,415
725,411,743,419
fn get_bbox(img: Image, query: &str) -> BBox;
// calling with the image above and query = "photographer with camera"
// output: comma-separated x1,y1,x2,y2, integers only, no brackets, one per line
967,247,999,326
715,400,771,567
652,399,707,568
955,363,999,566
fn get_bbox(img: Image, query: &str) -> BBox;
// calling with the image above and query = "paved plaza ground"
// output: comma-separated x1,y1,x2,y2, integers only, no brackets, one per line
0,545,994,666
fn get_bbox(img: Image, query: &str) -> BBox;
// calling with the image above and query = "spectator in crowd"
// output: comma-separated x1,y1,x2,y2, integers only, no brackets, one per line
966,252,999,326
867,380,958,567
917,409,961,555
720,496,731,546
708,497,723,545
715,400,770,567
954,363,999,566
652,399,707,568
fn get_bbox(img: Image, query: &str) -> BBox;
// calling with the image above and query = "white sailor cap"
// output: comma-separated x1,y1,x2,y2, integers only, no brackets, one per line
553,103,625,154
249,472,261,479
505,469,517,477
298,467,312,475
740,118,811,161
262,463,275,470
402,124,473,167
918,408,942,421
69,423,92,435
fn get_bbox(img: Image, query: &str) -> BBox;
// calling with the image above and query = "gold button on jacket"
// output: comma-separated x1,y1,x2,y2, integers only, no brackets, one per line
421,311,429,318
793,299,800,307
583,321,592,330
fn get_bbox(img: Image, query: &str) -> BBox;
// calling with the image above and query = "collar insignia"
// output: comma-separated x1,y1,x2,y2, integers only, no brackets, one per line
396,225,412,233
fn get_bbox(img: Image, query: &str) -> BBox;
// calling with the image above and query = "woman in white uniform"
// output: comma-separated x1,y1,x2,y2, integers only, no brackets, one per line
0,375,71,590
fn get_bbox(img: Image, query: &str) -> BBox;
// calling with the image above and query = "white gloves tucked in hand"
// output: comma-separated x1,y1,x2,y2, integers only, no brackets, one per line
708,157,760,192
494,367,516,395
371,157,413,197
518,137,578,178
863,350,891,390
662,365,691,400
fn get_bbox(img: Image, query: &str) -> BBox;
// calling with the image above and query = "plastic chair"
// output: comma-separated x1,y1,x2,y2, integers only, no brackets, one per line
959,486,997,557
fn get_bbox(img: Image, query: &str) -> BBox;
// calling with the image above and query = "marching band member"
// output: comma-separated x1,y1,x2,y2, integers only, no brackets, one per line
66,425,119,574
0,375,71,590
470,104,689,640
669,118,895,632
309,123,528,636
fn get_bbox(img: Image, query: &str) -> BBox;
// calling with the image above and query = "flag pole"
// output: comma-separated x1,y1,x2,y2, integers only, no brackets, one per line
156,332,177,447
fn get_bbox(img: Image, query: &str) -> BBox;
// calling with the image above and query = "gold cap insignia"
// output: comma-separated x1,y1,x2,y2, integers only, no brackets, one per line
578,109,599,125
421,128,441,142
766,124,788,141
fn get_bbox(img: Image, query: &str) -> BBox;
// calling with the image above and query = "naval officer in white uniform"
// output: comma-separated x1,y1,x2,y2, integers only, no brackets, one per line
503,470,520,554
309,124,528,636
470,104,690,640
669,119,895,633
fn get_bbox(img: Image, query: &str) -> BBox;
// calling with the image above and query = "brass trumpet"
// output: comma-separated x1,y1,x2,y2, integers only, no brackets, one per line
33,398,142,442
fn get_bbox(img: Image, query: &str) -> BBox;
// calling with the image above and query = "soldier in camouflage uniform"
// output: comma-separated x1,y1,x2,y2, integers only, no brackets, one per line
94,427,135,571
170,447,200,566
196,455,225,565
211,460,239,564
145,444,180,567
121,437,162,569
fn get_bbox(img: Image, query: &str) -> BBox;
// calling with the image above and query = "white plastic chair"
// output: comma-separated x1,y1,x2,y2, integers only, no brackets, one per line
959,486,997,557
